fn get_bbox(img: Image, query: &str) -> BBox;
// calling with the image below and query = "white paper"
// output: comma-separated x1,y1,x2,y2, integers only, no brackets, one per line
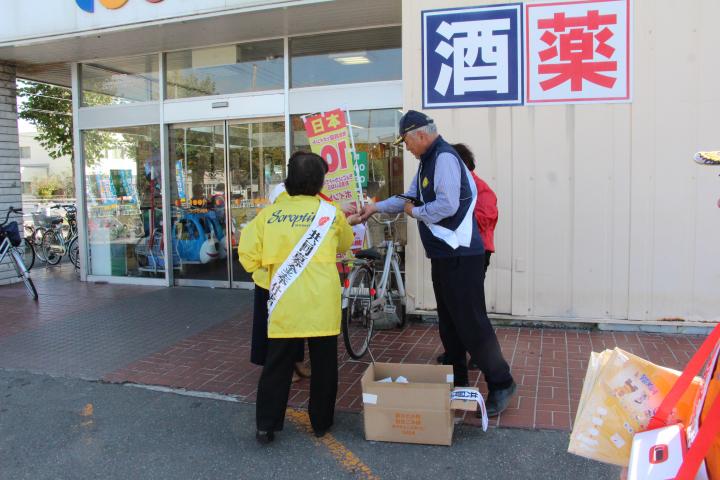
377,377,393,383
395,376,409,384
362,393,378,405
446,374,454,383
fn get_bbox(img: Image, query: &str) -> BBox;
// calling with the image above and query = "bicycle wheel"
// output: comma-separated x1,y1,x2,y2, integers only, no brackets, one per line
68,236,79,269
10,249,38,300
33,226,46,244
41,229,64,265
60,223,71,241
342,264,375,359
31,227,47,262
17,238,35,271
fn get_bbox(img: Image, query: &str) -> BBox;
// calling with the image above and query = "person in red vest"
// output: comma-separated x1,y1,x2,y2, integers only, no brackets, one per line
452,143,498,271
437,143,498,370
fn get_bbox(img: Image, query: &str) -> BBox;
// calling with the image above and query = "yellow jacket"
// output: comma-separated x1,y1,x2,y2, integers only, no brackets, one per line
238,195,354,338
249,188,289,290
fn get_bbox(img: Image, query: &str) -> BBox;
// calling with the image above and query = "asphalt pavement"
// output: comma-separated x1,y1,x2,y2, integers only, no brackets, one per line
0,369,620,480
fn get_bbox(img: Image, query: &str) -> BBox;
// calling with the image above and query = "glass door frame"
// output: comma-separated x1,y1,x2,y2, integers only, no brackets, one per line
167,116,286,289
170,120,231,289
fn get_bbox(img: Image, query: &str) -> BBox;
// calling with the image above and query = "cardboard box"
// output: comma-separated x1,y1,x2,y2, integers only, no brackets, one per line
361,362,477,446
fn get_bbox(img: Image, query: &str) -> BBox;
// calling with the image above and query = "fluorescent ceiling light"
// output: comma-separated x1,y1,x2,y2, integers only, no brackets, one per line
329,51,370,65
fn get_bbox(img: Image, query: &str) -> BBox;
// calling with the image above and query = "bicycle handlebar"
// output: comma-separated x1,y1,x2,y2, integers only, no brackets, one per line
369,213,402,225
2,207,22,227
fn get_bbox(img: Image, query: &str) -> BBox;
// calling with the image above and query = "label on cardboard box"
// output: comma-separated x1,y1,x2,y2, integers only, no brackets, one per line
362,393,378,405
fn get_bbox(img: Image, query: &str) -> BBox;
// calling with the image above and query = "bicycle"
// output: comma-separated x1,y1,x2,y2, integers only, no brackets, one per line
41,204,79,268
0,207,38,300
341,214,407,360
27,205,64,264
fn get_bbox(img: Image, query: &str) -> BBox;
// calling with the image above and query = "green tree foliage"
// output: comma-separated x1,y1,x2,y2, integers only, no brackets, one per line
17,80,119,173
17,81,73,162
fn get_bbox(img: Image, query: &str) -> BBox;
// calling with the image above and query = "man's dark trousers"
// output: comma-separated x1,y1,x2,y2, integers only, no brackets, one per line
256,335,337,433
431,255,513,390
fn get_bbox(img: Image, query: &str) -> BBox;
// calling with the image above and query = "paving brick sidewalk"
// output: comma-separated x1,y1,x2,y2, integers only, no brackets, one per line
0,265,706,431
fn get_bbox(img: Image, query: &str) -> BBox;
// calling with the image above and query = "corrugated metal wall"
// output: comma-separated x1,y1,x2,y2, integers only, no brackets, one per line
402,0,720,322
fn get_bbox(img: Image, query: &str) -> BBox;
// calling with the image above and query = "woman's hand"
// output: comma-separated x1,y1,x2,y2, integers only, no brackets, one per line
347,213,363,226
341,204,358,216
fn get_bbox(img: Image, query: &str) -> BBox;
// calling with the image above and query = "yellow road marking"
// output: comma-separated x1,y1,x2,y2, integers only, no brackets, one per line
80,403,95,428
286,408,380,480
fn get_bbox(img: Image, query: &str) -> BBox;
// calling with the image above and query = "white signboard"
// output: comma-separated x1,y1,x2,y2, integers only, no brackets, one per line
525,0,632,104
422,3,524,108
0,0,328,44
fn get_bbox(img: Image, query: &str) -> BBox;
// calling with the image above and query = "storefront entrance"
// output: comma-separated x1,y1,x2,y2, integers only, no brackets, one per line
168,118,286,288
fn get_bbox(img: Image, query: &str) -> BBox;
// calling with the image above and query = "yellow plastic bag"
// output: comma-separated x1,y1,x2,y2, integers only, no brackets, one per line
569,348,700,466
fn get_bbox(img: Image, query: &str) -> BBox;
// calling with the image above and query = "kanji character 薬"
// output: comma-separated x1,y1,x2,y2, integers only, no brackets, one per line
536,9,618,92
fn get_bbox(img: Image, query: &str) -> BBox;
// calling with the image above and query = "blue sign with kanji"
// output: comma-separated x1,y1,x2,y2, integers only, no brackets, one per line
422,3,524,108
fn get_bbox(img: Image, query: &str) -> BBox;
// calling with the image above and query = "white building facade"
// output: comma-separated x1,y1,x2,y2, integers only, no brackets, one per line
0,0,717,327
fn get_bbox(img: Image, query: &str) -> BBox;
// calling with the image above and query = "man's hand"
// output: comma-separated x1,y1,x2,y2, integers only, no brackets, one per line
403,202,415,218
360,203,378,222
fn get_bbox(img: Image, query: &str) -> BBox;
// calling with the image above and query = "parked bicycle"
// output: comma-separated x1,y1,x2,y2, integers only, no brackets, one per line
0,207,38,300
27,204,67,265
41,204,79,268
341,213,407,359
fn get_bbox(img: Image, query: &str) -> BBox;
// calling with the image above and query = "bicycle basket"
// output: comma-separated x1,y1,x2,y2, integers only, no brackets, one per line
0,221,22,247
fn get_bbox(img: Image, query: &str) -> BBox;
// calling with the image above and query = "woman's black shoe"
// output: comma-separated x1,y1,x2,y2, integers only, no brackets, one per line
256,430,275,444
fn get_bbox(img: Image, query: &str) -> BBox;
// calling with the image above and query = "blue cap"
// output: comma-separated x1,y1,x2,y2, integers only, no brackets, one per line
394,110,434,145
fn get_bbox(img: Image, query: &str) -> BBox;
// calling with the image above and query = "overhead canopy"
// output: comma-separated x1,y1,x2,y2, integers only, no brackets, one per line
2,0,400,87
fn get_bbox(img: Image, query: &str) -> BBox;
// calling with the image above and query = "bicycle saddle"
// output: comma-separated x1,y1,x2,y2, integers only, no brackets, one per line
355,248,382,261
49,217,64,225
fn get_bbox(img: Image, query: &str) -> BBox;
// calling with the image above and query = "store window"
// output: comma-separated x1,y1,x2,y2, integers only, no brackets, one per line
82,125,164,278
165,40,284,99
81,54,160,106
291,108,405,244
290,27,401,88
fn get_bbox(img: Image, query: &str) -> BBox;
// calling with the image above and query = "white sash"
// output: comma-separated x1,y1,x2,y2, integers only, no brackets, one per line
451,387,488,431
267,200,336,320
418,162,477,250
269,183,286,203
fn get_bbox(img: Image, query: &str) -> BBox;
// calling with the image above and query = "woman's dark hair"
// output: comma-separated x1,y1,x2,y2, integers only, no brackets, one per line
284,151,326,196
452,143,475,171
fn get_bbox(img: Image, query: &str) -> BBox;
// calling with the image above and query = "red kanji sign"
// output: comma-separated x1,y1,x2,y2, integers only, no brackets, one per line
303,109,348,136
526,0,632,104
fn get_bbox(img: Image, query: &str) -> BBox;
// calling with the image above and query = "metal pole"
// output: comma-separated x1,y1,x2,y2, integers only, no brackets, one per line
344,108,365,209
224,121,232,287
159,52,173,286
70,63,89,281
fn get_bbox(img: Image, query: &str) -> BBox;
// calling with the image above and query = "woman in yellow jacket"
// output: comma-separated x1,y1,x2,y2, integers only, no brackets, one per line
239,152,356,444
